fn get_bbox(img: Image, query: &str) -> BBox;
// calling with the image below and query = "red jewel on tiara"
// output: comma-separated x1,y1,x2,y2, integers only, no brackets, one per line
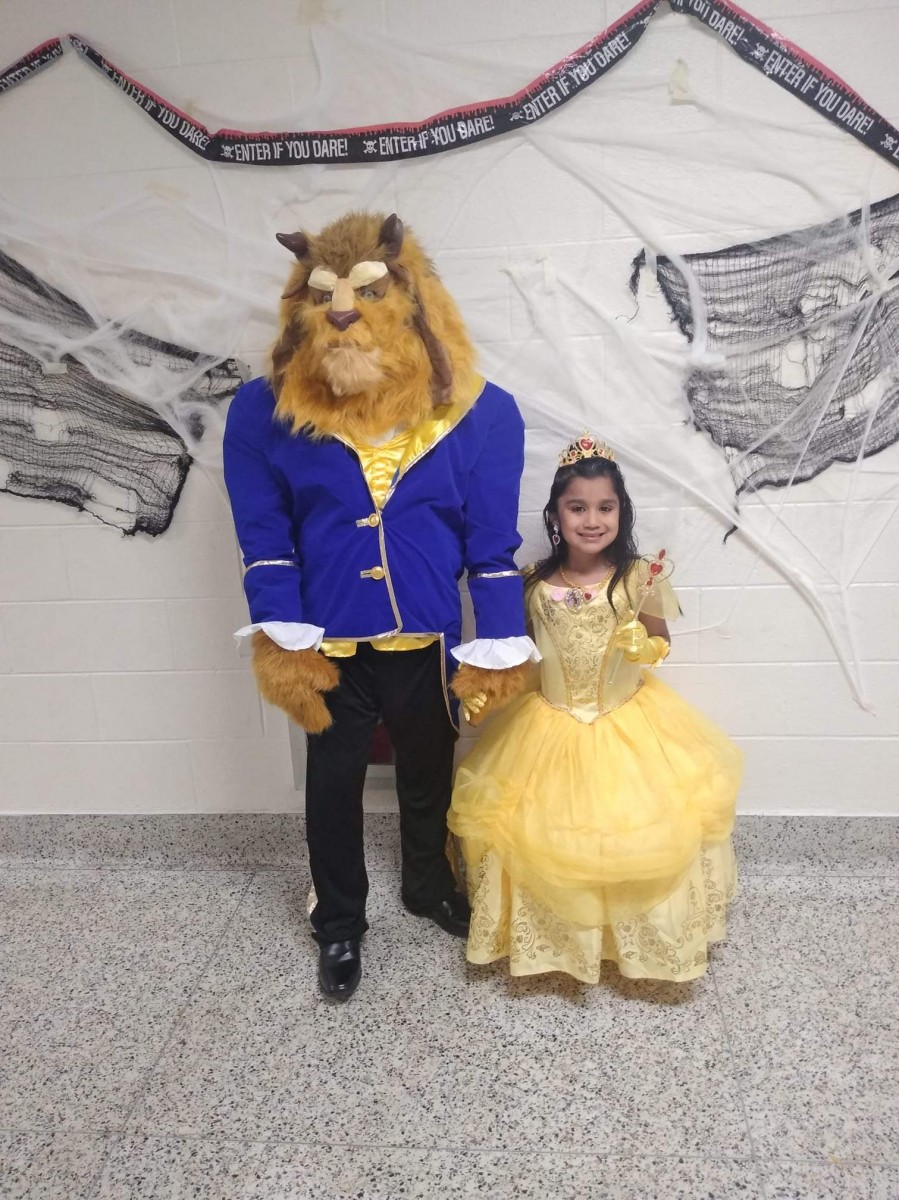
558,432,615,466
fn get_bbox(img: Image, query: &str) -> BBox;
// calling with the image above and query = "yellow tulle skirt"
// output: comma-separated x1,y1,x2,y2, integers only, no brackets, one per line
448,673,742,982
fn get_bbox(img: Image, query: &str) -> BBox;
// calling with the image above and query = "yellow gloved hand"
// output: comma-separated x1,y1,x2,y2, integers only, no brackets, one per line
461,692,488,725
451,662,531,725
641,635,670,667
613,616,647,660
613,618,670,667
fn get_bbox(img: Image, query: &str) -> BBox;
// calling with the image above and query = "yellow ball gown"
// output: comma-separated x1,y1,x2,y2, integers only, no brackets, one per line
448,562,741,983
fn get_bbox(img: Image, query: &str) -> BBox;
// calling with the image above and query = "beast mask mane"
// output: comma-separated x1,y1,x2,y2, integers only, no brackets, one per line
269,211,479,443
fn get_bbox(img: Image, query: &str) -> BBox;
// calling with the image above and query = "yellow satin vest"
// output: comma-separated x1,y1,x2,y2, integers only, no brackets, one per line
321,425,437,657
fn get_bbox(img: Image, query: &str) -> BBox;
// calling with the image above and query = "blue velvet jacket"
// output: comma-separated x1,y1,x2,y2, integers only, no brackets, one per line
223,377,527,717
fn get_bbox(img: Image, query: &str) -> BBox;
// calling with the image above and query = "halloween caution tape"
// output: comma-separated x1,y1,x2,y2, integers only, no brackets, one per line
64,2,656,165
1,1,897,170
0,38,64,96
670,0,899,168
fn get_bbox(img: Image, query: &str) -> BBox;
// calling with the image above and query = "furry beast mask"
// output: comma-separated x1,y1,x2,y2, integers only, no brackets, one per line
269,212,478,442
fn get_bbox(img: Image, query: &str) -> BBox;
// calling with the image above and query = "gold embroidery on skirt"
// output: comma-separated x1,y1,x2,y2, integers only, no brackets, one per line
466,842,736,982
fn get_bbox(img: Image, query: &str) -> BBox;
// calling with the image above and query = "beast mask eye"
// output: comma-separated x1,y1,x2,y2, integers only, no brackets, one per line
308,267,339,300
352,265,390,303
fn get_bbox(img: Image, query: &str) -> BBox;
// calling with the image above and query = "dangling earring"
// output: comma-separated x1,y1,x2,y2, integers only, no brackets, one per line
551,522,561,548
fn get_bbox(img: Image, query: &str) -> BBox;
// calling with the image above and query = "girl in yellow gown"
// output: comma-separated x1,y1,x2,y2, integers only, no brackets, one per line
448,434,741,983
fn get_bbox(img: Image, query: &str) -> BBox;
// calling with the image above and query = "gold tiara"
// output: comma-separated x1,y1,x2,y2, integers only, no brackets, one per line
558,432,615,467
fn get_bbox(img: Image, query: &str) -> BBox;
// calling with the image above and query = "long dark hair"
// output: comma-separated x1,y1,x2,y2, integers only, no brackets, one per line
527,457,639,612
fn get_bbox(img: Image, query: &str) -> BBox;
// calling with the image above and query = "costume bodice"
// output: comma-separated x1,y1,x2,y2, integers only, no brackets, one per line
527,563,679,724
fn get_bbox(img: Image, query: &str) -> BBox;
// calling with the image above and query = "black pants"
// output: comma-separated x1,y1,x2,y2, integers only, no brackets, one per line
305,642,458,944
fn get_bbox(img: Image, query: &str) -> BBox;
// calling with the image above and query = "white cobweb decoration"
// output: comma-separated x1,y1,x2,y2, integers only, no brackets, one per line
0,6,897,706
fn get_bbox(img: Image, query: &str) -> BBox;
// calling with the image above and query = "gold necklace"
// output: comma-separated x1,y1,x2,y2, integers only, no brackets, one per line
557,565,613,611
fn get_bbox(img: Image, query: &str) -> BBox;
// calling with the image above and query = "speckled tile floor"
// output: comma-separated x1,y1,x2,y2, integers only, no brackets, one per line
0,814,897,1200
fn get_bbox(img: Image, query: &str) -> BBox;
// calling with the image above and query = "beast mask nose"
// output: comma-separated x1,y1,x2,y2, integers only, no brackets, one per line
326,309,361,331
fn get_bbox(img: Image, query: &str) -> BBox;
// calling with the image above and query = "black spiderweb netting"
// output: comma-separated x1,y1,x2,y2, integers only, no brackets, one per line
636,193,899,495
0,250,244,535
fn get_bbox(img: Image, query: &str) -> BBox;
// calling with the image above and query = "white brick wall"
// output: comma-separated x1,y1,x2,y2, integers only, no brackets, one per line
0,0,897,813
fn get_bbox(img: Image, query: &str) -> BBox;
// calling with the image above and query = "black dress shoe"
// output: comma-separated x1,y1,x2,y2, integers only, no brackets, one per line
406,891,471,938
318,939,361,1001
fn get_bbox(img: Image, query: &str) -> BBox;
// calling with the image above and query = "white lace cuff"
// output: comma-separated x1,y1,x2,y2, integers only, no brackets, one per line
450,635,541,669
233,621,326,651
